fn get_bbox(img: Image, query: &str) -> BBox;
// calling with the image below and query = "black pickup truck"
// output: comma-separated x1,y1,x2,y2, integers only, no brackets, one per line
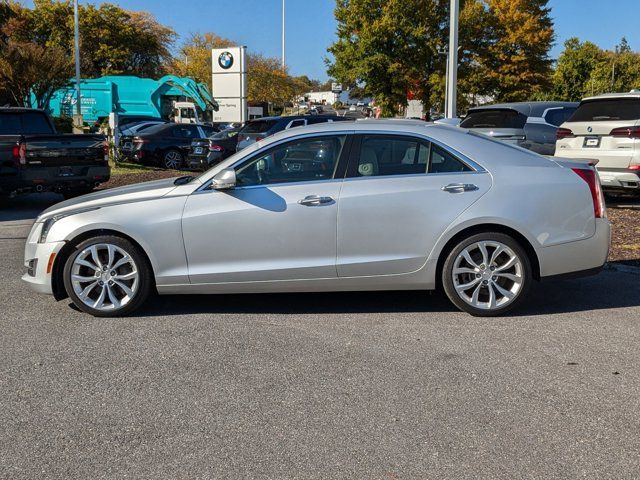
0,108,110,199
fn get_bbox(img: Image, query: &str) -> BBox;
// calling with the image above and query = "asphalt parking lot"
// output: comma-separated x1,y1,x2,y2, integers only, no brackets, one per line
2,194,640,479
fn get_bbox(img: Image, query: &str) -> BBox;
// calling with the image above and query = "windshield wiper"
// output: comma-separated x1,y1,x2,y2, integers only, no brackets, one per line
174,175,194,185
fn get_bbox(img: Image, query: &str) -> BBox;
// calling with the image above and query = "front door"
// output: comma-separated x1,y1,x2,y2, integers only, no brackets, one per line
337,134,491,277
182,134,350,284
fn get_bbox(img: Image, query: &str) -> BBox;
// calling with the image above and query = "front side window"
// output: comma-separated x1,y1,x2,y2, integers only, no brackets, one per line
235,135,346,187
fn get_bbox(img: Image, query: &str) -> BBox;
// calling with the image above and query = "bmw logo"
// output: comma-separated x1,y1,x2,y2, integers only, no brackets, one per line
587,126,593,132
218,52,234,69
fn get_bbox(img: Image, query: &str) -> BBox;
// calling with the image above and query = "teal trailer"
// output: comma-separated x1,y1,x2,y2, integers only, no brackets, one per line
45,75,218,124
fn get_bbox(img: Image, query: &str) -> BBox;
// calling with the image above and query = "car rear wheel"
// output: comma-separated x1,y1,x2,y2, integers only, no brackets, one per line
63,235,153,317
162,149,183,170
442,232,532,316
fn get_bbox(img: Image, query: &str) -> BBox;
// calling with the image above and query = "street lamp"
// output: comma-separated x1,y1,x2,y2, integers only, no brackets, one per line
446,0,459,119
281,0,286,70
73,0,83,130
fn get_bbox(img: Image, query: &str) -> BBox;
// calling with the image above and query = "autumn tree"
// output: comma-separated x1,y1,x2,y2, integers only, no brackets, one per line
171,32,235,86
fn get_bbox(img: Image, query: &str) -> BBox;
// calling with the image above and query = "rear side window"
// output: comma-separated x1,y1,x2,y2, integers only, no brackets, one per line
544,107,576,127
568,98,640,122
429,144,471,173
460,109,527,129
0,112,53,135
242,120,278,134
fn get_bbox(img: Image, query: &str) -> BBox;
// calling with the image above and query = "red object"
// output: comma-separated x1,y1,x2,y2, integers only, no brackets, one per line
571,167,605,218
255,136,265,142
556,128,575,140
208,142,223,152
629,165,640,171
609,126,640,138
12,142,26,165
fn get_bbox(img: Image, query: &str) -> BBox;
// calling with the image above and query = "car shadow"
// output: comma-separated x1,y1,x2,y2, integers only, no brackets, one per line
126,264,640,318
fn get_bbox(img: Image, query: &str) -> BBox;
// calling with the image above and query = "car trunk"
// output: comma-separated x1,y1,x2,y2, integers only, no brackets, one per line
23,134,106,167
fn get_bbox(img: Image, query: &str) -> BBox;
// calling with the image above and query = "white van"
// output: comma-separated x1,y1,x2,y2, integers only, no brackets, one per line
555,91,640,194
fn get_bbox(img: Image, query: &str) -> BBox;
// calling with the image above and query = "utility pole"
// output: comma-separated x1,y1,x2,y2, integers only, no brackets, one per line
282,0,286,70
446,0,459,119
73,0,83,131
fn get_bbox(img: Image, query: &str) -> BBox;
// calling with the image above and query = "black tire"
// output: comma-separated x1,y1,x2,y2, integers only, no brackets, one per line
442,232,532,317
162,149,183,170
63,235,153,317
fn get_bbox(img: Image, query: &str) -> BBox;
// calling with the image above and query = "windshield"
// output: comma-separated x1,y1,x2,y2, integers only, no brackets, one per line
460,109,527,129
568,98,640,122
210,129,239,140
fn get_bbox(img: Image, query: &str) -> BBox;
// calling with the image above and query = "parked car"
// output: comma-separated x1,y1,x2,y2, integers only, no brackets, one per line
120,123,218,169
23,120,609,318
235,115,353,151
555,92,640,194
0,107,109,199
118,120,167,137
460,101,578,155
187,128,240,171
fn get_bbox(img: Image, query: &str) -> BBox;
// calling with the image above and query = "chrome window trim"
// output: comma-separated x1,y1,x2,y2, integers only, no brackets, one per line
197,128,486,192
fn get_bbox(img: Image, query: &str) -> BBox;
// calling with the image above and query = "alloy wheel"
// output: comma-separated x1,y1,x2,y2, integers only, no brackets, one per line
451,240,524,311
70,243,139,311
164,150,182,169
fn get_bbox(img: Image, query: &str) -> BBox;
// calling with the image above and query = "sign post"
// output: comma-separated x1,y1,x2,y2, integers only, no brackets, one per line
211,47,248,123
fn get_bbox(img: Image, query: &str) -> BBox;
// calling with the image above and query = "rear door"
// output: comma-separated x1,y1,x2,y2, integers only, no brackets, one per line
556,97,640,169
336,134,491,277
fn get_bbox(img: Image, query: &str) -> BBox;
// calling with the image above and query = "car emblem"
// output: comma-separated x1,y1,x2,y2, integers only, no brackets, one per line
587,126,593,133
218,51,234,70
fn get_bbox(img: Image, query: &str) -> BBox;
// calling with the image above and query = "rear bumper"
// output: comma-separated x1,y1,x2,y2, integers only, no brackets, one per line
19,165,110,192
597,169,640,191
539,218,611,278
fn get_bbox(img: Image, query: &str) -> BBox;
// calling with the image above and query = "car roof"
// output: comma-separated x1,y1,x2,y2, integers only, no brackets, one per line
581,91,640,102
468,101,578,117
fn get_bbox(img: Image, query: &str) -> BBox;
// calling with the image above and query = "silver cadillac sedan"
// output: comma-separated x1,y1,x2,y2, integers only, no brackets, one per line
23,120,610,317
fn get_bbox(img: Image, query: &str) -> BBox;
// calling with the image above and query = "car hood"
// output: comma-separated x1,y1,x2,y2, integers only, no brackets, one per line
39,177,183,220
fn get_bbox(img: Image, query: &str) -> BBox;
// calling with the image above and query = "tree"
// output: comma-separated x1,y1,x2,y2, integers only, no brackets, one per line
551,38,604,101
7,0,175,78
0,40,72,108
483,0,554,102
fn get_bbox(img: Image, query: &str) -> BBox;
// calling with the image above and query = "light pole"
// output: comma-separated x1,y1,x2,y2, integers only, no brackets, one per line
446,0,459,118
73,0,83,130
281,0,286,70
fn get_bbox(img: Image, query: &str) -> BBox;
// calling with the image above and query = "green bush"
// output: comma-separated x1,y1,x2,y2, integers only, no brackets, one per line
52,115,73,133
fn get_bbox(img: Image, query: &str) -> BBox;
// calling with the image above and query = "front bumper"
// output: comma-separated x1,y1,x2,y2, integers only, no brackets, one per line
539,218,611,278
22,223,66,295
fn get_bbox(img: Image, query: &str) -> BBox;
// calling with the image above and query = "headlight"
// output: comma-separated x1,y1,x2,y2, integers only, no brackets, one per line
38,207,101,243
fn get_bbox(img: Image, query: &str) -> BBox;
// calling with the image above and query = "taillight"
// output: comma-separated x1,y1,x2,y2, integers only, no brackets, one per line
556,128,575,140
208,142,223,152
12,142,26,165
255,136,265,142
609,126,640,138
629,165,640,171
571,167,605,218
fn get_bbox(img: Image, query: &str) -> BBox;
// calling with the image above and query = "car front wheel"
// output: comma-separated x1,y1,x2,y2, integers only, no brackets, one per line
63,235,153,317
442,232,532,316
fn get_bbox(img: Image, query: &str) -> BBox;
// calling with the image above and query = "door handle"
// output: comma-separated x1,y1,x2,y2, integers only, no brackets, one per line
441,183,479,193
298,195,334,206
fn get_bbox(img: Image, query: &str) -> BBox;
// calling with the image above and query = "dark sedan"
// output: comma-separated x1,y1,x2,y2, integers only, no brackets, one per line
187,128,240,171
120,123,218,169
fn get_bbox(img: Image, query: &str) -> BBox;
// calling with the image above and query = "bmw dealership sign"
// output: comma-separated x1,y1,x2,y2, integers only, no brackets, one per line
212,46,247,123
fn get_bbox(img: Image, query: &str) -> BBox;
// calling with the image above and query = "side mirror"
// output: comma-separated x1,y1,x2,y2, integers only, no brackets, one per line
211,168,237,190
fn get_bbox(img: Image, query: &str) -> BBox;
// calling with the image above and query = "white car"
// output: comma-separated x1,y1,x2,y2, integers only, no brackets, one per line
555,91,640,194
23,120,609,317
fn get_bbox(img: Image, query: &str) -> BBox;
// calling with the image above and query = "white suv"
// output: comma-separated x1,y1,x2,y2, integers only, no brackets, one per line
555,91,640,194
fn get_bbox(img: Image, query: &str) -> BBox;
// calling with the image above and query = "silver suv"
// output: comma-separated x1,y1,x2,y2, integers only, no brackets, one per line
555,92,640,194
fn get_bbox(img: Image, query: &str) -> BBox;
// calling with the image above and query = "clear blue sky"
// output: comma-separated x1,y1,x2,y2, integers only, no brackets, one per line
19,0,640,81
